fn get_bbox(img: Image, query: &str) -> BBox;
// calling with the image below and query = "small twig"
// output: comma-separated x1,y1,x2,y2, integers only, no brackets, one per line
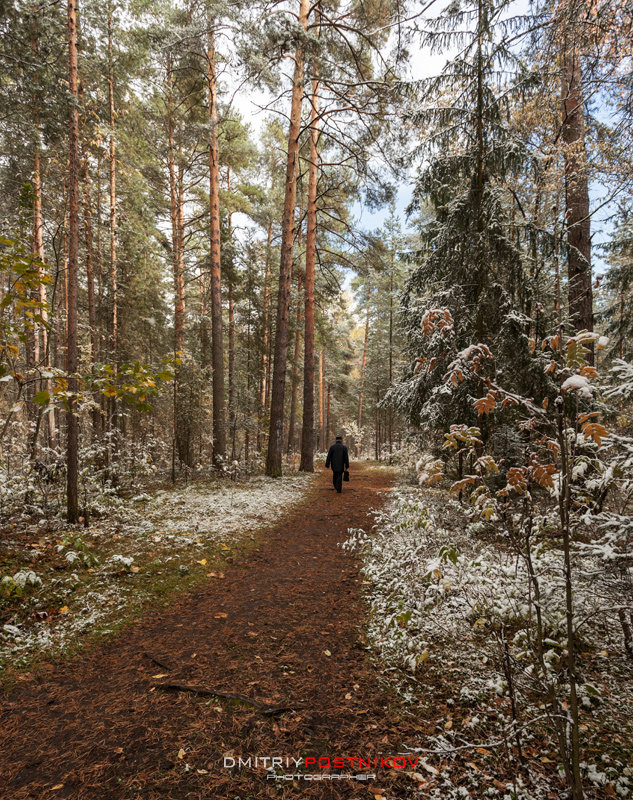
145,652,176,672
153,682,302,716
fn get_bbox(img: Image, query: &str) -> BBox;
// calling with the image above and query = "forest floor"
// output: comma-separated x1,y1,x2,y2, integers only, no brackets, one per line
0,465,435,800
2,466,628,800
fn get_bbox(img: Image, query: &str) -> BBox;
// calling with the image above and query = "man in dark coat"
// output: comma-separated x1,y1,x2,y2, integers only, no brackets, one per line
325,434,349,493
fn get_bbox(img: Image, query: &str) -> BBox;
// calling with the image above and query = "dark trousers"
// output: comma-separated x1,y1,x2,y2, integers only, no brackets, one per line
332,470,343,493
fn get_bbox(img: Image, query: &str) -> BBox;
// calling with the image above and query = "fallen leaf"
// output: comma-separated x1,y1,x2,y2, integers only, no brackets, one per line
444,719,453,731
59,606,69,614
324,649,332,657
51,785,64,791
214,613,228,619
247,631,258,637
420,762,438,775
130,566,140,573
152,673,169,679
178,748,186,760
197,559,207,566
196,769,208,774
345,692,352,700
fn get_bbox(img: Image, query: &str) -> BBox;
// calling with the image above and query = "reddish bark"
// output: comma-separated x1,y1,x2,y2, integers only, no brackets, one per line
207,32,226,463
561,45,593,343
66,0,80,522
266,0,310,477
299,75,319,472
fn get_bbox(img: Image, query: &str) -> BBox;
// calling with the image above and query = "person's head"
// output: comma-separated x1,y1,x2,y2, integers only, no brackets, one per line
335,434,343,442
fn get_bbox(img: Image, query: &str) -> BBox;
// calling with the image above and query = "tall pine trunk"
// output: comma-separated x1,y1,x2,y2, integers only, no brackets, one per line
32,137,56,448
108,3,117,366
227,169,236,460
561,45,593,343
299,74,319,472
287,273,302,454
81,149,100,435
207,31,226,464
66,0,80,522
357,304,369,456
266,0,309,476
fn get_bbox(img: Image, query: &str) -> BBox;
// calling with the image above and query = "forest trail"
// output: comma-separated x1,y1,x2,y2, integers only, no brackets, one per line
0,467,421,800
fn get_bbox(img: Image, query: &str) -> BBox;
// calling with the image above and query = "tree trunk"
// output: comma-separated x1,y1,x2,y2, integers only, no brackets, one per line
357,304,369,455
96,149,103,362
32,138,56,448
81,149,100,435
260,221,272,422
318,350,325,449
66,0,80,523
561,45,593,344
108,2,117,365
207,31,226,464
265,0,310,477
227,169,236,461
388,262,393,459
299,72,319,472
287,273,302,455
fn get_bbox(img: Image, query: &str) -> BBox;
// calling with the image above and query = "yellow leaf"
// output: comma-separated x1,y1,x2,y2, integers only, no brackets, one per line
51,785,64,791
214,612,228,619
152,673,169,679
197,559,207,566
444,719,453,731
419,650,429,663
178,748,186,760
324,649,332,657
59,606,69,614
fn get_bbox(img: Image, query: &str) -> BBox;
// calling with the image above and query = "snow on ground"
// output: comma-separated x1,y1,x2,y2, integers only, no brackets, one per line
0,473,314,670
343,486,633,799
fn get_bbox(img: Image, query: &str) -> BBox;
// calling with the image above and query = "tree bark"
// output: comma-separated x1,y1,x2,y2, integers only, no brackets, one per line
81,148,100,435
287,273,302,454
227,168,236,461
108,2,117,365
299,73,319,472
66,0,80,522
357,304,369,455
318,350,325,449
207,31,226,464
32,136,56,448
561,45,593,343
266,0,310,476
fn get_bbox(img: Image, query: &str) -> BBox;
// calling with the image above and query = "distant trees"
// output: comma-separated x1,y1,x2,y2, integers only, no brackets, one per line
2,0,631,519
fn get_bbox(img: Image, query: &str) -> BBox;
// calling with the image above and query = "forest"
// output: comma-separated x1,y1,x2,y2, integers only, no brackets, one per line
1,0,632,798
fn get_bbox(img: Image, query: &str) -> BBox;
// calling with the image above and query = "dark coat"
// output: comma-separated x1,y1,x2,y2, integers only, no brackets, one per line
325,442,349,473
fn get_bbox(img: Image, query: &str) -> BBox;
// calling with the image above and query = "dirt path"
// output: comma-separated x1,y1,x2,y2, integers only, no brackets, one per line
0,467,421,800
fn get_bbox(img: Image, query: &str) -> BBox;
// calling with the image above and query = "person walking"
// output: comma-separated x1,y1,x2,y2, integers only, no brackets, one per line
325,434,349,493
